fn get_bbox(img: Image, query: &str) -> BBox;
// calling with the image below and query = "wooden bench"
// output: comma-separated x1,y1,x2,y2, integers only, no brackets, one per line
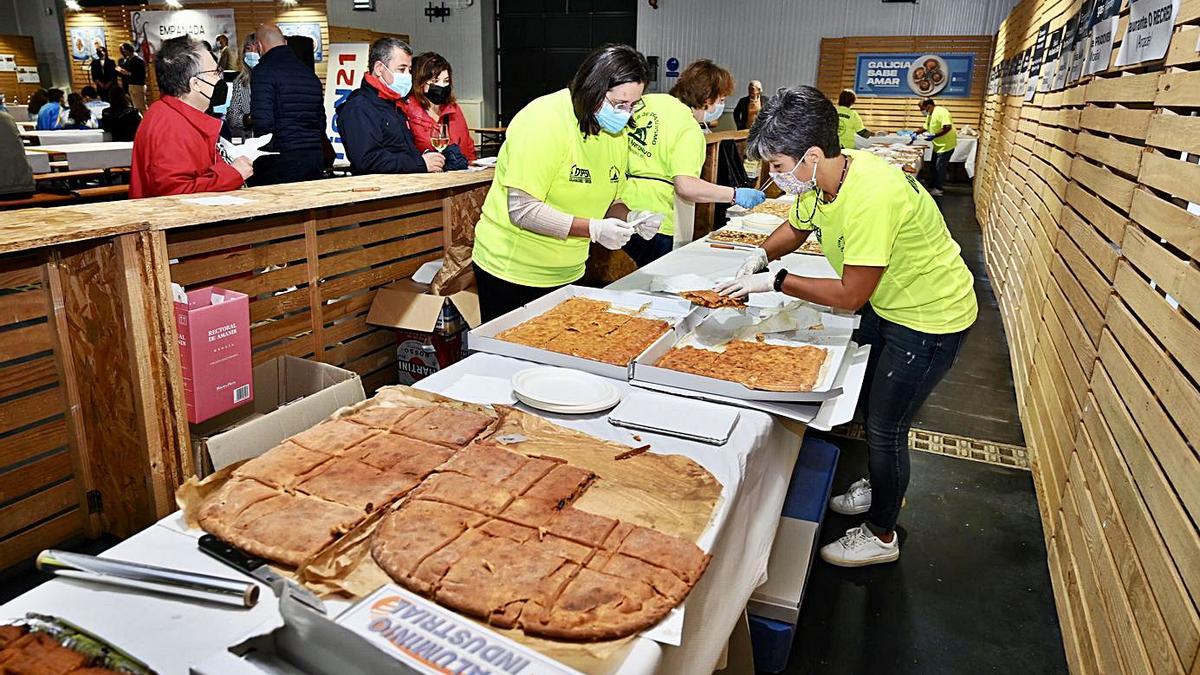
0,192,77,209
34,167,130,183
74,184,129,200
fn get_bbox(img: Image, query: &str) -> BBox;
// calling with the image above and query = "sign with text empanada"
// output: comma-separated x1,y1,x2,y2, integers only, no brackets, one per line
130,8,236,60
340,585,583,675
853,53,976,98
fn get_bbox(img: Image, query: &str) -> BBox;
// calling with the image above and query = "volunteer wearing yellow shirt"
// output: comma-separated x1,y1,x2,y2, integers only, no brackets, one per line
622,59,766,266
916,97,957,196
718,86,977,568
835,89,871,150
472,45,661,321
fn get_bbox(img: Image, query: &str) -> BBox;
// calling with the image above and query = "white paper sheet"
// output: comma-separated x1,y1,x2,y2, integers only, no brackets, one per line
435,373,517,406
220,133,278,162
182,195,253,206
411,260,443,285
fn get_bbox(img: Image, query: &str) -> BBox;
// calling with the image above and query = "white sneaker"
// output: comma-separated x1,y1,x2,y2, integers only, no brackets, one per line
929,188,945,196
829,478,871,515
820,524,900,567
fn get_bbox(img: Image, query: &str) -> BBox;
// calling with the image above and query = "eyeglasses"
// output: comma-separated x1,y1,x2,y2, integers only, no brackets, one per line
195,68,222,77
605,95,636,113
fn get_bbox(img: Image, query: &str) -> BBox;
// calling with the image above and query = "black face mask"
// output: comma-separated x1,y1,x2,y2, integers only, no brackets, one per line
426,84,451,105
200,76,229,114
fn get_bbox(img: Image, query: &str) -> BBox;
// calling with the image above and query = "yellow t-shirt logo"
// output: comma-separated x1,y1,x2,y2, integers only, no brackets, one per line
569,164,592,184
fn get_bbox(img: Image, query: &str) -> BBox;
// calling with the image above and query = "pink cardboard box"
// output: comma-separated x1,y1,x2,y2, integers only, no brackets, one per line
174,286,253,424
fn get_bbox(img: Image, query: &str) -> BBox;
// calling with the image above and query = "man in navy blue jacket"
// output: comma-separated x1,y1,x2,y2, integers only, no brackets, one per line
337,37,445,175
250,23,326,184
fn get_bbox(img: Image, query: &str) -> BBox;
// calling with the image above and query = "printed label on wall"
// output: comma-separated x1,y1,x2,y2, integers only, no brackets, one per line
1116,0,1179,66
324,43,371,167
854,53,975,98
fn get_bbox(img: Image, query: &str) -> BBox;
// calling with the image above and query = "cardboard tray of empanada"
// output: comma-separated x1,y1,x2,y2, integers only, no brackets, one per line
631,304,857,402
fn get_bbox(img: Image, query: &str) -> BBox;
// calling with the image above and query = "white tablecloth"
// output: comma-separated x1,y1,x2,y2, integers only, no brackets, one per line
24,150,50,174
863,135,977,177
20,129,110,145
28,141,133,171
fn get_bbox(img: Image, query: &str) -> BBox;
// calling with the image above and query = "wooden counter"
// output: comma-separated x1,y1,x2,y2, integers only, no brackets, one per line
0,171,493,561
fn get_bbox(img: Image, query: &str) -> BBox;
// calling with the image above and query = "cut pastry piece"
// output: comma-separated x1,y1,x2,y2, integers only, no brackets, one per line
524,567,673,641
408,527,490,595
347,405,420,431
395,407,493,447
603,317,671,364
542,297,611,320
197,477,281,530
544,506,618,547
288,420,379,455
602,553,690,603
231,493,365,567
478,518,537,544
496,456,558,495
231,442,333,488
523,464,596,507
499,496,559,528
349,432,455,476
410,472,515,515
617,525,711,585
566,310,632,337
295,458,420,513
371,500,488,583
437,442,528,484
678,290,747,309
0,633,88,673
496,320,567,348
436,536,578,629
587,522,636,570
538,534,594,565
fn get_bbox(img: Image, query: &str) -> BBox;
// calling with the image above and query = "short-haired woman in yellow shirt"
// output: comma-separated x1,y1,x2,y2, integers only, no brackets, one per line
717,86,978,568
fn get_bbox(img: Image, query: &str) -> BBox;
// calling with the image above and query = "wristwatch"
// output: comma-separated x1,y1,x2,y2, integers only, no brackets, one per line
773,268,788,293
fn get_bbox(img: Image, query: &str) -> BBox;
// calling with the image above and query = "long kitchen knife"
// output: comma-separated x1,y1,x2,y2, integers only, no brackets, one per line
197,534,327,615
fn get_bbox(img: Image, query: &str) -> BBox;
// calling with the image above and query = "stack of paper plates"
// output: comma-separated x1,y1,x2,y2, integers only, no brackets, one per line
511,367,622,414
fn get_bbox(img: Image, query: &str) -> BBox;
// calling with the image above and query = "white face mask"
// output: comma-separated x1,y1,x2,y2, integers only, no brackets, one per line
703,100,725,123
770,156,818,196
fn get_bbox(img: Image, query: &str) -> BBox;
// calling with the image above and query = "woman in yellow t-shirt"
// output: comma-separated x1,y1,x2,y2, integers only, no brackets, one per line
717,86,978,568
621,59,766,266
472,45,664,321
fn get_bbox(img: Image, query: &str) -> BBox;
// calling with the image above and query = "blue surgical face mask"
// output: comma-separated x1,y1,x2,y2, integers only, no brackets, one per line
243,52,260,69
703,100,725,124
385,65,412,97
595,98,632,134
770,156,818,196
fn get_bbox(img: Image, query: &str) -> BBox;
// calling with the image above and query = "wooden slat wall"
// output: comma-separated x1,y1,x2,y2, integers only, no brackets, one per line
165,185,486,398
62,2,331,101
816,35,994,131
0,35,43,107
976,0,1200,673
327,25,409,46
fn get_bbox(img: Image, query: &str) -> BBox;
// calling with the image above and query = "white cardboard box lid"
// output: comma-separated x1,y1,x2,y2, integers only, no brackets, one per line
749,517,819,625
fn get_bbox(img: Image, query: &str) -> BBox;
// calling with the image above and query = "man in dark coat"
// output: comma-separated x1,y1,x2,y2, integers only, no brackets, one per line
249,23,326,185
336,37,444,175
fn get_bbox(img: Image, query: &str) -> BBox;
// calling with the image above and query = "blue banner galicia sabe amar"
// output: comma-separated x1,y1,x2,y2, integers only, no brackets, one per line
854,53,975,98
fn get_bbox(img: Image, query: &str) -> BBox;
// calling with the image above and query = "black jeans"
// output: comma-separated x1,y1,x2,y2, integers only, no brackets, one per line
622,232,673,268
473,263,565,323
854,304,969,532
251,149,324,186
929,149,952,191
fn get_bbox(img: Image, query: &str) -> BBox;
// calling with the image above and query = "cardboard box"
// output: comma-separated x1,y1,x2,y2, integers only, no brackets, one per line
748,517,819,624
192,356,365,475
469,285,697,380
367,279,481,384
174,287,253,424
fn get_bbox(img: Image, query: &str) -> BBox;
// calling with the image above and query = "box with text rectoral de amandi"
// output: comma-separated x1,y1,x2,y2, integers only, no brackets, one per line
173,285,253,424
366,278,481,385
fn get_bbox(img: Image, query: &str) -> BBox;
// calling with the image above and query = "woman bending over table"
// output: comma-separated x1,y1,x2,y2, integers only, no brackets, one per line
718,86,977,567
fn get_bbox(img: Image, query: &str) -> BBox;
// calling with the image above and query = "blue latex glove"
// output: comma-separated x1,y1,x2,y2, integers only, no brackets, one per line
923,133,935,141
734,187,767,209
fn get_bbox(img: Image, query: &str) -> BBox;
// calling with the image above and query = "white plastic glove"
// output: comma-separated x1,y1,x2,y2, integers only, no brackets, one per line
627,210,666,240
736,247,769,278
714,271,775,299
588,217,636,250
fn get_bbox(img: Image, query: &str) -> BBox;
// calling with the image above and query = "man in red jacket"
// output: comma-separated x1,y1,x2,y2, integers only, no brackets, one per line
130,35,252,199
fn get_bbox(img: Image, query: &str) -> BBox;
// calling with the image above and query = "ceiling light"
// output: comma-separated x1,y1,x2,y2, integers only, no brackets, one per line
64,0,82,10
281,0,298,6
165,0,183,7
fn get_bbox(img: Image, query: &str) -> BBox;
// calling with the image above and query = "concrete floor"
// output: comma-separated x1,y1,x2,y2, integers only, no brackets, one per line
781,184,1065,674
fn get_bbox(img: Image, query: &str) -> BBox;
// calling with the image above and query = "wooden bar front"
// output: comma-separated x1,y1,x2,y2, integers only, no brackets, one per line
0,171,492,558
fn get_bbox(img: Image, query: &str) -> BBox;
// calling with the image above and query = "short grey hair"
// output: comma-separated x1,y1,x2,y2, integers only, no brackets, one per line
369,37,412,71
746,85,841,161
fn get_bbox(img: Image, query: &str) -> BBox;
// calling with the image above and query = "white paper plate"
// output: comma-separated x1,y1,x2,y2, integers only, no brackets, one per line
511,367,621,413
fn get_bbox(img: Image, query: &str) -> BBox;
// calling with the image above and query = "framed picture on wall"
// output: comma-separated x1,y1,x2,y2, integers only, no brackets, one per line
280,22,324,62
69,27,107,61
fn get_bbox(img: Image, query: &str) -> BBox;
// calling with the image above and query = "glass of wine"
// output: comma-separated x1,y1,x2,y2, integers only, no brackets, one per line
431,120,450,152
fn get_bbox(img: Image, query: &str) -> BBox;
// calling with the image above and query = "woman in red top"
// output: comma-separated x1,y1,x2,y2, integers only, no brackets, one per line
400,52,477,164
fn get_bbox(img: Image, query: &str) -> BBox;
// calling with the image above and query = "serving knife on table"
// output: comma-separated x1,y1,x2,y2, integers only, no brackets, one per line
197,534,327,615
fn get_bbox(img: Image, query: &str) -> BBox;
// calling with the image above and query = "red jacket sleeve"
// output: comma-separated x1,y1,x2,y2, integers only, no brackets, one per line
450,109,476,162
152,147,245,196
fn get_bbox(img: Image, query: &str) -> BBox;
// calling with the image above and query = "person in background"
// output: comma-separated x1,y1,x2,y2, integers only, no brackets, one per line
248,23,326,185
472,44,654,321
915,97,956,196
214,34,236,72
26,89,48,119
622,58,766,266
60,93,96,129
99,86,141,142
130,35,252,198
35,89,63,130
836,89,870,150
401,52,477,169
338,38,444,175
116,42,148,113
718,87,976,566
0,110,35,199
90,46,117,95
81,85,109,121
225,33,258,140
733,79,764,130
